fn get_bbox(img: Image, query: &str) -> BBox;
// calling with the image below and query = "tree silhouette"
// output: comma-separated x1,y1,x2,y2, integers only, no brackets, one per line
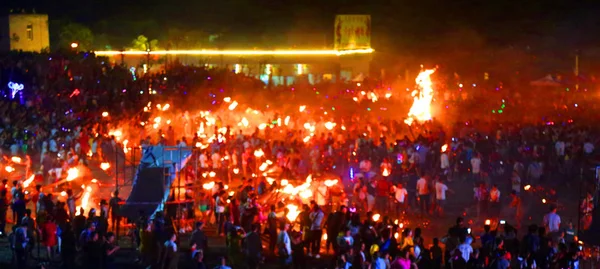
130,35,159,51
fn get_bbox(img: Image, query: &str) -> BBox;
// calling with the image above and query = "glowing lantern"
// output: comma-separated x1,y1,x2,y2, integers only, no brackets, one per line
102,111,109,117
11,156,21,163
228,101,238,110
324,122,336,130
441,144,448,152
254,149,264,158
324,179,338,187
202,181,215,190
372,213,381,222
5,166,14,173
66,167,79,181
100,162,110,171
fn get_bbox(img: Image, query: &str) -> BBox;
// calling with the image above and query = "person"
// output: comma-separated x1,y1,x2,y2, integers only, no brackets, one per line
277,222,292,266
32,185,43,216
103,232,119,269
391,248,411,269
434,177,453,216
61,223,77,269
13,223,29,269
0,189,7,236
308,202,325,258
214,256,232,269
491,250,511,269
189,221,208,253
160,232,179,269
139,221,155,267
416,174,430,216
457,236,473,263
489,184,501,219
372,251,389,269
13,193,27,226
430,238,443,269
83,232,103,269
393,182,408,217
215,191,227,236
291,230,306,269
66,189,81,220
228,226,245,266
267,204,278,254
108,190,121,231
471,153,482,181
193,250,207,269
41,215,58,260
543,204,561,234
244,223,262,269
474,182,488,219
509,190,522,228
73,208,87,237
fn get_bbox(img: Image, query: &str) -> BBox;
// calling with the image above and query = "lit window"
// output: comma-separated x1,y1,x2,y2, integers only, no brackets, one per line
26,24,33,40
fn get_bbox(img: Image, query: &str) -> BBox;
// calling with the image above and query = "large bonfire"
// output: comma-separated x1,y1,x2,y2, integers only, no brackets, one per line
404,69,436,126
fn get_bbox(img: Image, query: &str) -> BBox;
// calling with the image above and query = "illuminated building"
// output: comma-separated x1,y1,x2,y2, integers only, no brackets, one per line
0,14,50,52
95,14,373,85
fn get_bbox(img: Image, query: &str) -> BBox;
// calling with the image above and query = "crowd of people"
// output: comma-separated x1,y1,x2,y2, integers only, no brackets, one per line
0,50,598,269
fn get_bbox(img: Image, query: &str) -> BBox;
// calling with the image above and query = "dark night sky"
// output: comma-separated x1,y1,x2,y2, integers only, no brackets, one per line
2,0,600,54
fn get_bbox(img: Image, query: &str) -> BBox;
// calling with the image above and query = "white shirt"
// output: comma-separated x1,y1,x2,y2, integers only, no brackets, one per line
440,153,449,169
416,177,429,195
435,182,449,200
458,242,473,262
471,157,481,174
543,212,561,232
277,231,291,255
394,187,408,203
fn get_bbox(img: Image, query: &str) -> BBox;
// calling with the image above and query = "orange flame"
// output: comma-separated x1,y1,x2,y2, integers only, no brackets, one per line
405,69,436,125
66,167,79,181
22,174,35,188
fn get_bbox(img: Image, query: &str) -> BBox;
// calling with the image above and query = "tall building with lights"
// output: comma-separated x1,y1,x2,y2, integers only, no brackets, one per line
0,14,50,52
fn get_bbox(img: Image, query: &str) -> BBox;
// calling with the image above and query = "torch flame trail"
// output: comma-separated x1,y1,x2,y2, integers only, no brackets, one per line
404,69,436,125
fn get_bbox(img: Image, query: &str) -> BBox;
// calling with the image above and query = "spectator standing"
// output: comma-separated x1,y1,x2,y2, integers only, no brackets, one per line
416,174,430,216
543,205,561,235
308,203,324,258
244,223,262,269
277,222,292,266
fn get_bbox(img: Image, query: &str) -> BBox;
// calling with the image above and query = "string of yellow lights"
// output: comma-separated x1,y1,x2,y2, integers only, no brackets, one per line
94,48,374,56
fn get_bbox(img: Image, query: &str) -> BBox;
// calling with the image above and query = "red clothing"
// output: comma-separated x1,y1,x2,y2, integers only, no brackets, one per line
79,133,89,154
41,222,57,247
376,180,390,196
